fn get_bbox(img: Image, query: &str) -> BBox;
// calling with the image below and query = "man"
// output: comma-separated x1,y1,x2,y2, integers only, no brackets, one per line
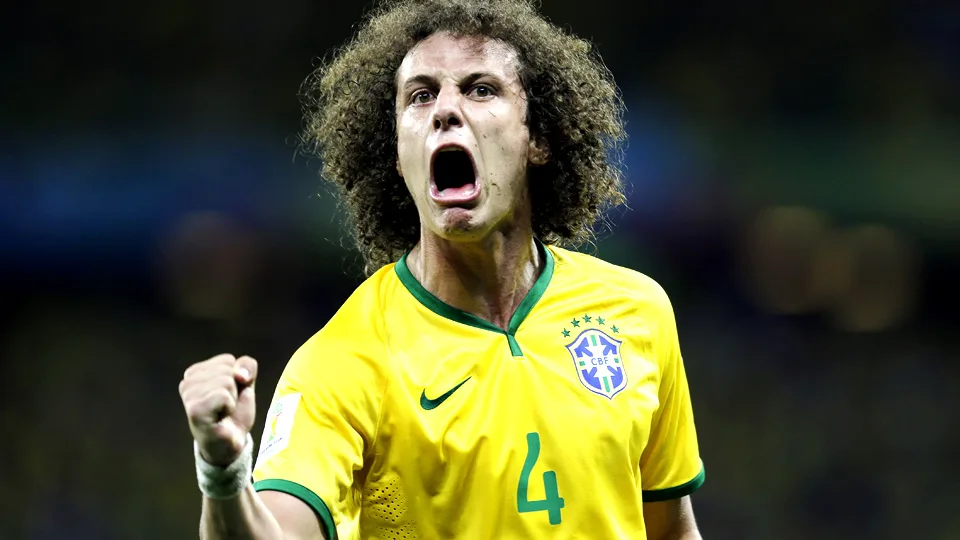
178,1,705,538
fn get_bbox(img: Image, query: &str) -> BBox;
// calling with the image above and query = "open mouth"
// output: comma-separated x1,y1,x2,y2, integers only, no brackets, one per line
430,145,479,204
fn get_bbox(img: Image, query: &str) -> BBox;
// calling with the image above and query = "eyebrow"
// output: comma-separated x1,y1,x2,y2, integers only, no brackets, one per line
399,72,499,92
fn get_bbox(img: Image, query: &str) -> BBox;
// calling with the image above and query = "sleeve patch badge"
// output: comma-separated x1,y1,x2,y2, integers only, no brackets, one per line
254,392,301,469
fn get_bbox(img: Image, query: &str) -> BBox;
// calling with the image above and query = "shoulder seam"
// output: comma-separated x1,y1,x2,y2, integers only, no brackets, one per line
561,252,675,380
557,249,665,302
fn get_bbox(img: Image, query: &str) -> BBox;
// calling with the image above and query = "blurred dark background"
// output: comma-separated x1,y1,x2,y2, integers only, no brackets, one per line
2,0,959,538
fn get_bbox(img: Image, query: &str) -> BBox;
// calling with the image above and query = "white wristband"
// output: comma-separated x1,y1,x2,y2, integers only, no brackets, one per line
194,434,254,499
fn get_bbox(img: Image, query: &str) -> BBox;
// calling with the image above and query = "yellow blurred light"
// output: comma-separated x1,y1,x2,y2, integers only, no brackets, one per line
828,224,919,332
742,206,832,314
155,211,264,320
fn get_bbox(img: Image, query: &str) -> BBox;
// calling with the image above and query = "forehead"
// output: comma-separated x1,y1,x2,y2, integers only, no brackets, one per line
397,32,520,83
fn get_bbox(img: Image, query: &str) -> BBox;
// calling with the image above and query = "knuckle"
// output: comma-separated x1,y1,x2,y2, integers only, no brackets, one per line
184,357,235,382
183,364,198,379
216,387,236,404
186,354,234,378
184,401,204,420
213,353,237,365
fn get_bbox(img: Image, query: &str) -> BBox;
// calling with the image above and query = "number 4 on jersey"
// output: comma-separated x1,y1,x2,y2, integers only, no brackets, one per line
517,432,565,525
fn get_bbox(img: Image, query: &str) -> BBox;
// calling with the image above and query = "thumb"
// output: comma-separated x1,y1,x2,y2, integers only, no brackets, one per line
232,356,258,435
234,355,259,386
235,383,257,432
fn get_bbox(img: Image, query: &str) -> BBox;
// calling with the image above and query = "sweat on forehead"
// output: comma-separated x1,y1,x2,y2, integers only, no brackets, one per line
396,32,521,83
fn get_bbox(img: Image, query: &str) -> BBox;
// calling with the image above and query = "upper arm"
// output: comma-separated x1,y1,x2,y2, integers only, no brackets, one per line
642,496,700,540
261,490,327,540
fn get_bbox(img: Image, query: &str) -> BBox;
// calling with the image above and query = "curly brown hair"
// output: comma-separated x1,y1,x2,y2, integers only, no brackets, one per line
301,0,626,275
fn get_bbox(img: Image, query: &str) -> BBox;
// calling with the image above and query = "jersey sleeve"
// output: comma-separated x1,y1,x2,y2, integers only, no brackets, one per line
639,291,705,502
252,319,384,540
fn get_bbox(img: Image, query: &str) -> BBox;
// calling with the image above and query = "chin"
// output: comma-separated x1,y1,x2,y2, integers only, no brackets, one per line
431,208,491,241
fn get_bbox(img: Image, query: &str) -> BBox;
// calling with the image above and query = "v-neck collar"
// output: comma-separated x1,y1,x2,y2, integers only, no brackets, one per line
394,239,555,356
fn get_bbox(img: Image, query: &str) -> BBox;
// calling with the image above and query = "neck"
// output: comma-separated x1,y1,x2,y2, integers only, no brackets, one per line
408,227,542,331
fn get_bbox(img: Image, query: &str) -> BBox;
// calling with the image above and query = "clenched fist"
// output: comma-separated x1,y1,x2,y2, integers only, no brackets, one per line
179,354,258,467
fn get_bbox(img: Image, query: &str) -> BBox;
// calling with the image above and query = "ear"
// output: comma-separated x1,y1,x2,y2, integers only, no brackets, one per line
528,136,550,166
396,157,403,178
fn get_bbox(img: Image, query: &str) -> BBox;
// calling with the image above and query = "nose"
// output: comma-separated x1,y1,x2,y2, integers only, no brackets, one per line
432,87,463,131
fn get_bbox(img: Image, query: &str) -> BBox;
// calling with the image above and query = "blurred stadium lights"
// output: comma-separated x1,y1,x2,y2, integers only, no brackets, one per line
0,135,321,269
156,210,265,320
619,98,715,223
741,206,920,332
742,206,835,316
828,224,919,333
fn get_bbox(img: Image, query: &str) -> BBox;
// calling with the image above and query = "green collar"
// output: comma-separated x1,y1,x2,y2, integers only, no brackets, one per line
394,239,555,356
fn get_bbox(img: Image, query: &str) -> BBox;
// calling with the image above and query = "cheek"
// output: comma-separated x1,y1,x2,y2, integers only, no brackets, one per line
481,113,530,161
396,120,424,171
503,113,532,158
396,136,412,167
494,128,532,176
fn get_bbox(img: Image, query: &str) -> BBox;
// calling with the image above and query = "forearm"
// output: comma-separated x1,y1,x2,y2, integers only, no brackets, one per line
664,531,701,540
650,520,701,540
648,526,701,540
201,485,287,540
643,497,701,540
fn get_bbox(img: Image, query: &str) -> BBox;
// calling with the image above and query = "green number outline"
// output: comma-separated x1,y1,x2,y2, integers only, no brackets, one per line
516,432,565,525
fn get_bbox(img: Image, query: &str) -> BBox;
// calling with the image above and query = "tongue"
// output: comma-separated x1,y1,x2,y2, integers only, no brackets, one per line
437,183,476,198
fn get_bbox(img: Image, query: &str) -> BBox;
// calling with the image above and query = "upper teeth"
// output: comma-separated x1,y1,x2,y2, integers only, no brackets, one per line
440,147,462,152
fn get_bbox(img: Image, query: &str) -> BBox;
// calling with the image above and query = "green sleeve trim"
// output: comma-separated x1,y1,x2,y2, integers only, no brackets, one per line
641,464,705,502
254,479,338,540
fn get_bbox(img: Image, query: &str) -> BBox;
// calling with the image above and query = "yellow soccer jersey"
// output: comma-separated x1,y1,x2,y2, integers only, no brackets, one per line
252,242,704,540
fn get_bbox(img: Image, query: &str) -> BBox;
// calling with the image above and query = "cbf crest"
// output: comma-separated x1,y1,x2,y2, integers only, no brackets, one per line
566,327,627,399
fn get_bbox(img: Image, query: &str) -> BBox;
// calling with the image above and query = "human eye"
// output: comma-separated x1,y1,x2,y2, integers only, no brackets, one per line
411,89,435,105
467,84,497,100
